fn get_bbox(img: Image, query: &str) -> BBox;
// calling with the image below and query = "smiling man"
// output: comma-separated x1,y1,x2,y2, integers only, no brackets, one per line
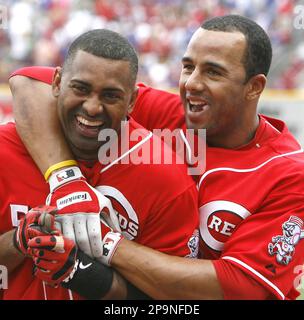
180,28,258,148
54,50,136,160
7,15,304,300
0,29,199,300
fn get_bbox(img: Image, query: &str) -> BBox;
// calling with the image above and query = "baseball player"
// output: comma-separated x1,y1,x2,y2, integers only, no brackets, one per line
0,29,199,300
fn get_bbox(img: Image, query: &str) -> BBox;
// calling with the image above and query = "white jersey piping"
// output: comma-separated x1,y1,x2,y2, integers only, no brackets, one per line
222,256,285,300
198,148,303,189
100,131,153,173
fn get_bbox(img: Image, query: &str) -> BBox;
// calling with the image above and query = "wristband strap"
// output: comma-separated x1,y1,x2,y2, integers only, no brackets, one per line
48,166,83,192
44,160,78,181
101,232,123,266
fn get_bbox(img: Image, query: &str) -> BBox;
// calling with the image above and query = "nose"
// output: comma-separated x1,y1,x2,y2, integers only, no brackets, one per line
82,95,103,117
184,69,205,93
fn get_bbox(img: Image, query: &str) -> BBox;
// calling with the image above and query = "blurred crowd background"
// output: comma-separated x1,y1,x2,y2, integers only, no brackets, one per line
0,0,303,89
0,0,304,146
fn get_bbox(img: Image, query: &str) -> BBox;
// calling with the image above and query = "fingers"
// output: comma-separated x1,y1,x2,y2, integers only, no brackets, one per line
54,221,62,234
38,211,57,234
28,235,65,252
94,188,121,232
73,214,92,257
87,215,103,258
33,257,57,273
27,226,47,239
55,214,105,259
30,247,65,261
55,215,76,243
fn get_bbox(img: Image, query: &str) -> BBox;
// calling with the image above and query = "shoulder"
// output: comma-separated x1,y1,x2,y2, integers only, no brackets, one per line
0,122,28,156
0,122,20,144
10,66,55,84
129,122,195,191
131,83,185,131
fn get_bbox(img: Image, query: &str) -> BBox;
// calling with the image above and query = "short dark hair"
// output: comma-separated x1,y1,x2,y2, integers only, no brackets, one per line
201,15,272,82
63,29,138,84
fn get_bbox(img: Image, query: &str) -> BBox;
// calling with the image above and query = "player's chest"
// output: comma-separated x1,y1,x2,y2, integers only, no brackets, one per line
197,167,275,258
0,183,48,233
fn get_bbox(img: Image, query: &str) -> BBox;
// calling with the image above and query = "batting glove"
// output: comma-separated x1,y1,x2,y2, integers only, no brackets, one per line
28,218,122,290
28,234,77,287
46,166,120,261
13,205,58,256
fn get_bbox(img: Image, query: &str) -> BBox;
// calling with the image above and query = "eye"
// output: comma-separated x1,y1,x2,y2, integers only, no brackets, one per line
70,84,89,95
182,64,194,71
105,93,118,99
206,69,221,77
103,92,121,101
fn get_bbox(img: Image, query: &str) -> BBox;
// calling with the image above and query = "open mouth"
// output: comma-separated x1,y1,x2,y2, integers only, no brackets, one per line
187,100,209,112
75,115,105,137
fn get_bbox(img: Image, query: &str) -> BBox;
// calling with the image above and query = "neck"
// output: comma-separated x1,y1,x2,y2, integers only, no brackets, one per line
70,145,99,162
207,115,260,149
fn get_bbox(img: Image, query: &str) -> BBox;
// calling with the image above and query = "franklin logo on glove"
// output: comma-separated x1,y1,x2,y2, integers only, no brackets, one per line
57,192,92,210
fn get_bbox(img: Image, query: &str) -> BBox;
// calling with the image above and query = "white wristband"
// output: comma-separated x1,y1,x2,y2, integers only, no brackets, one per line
100,232,123,266
49,166,83,192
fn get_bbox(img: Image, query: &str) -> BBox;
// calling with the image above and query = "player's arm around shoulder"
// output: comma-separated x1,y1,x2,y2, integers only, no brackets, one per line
9,72,73,173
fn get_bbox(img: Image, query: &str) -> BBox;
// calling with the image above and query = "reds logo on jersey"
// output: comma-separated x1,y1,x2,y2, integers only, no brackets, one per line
199,200,251,252
96,185,140,240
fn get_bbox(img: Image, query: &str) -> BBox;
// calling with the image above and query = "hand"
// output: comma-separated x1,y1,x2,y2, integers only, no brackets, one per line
28,234,77,287
28,220,123,287
46,166,120,260
13,205,58,256
28,233,117,299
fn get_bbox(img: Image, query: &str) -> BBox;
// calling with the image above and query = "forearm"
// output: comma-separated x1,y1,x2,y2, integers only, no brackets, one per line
102,271,150,300
9,76,73,174
112,239,223,300
0,230,25,273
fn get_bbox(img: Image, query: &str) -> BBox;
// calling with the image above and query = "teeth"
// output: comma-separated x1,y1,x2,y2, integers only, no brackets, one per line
189,100,207,106
188,101,207,112
189,101,206,106
76,116,103,127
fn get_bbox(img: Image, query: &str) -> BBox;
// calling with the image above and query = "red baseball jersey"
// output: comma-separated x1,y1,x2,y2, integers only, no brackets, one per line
0,120,199,300
10,67,185,131
12,67,304,299
198,115,304,299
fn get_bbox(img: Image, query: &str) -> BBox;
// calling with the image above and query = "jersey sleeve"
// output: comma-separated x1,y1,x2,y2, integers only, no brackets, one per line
137,183,199,258
220,193,304,300
131,83,185,131
9,66,56,84
212,258,274,299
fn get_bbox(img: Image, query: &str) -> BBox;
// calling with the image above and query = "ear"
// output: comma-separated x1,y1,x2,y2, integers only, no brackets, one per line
127,86,139,115
245,74,267,101
52,67,62,98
